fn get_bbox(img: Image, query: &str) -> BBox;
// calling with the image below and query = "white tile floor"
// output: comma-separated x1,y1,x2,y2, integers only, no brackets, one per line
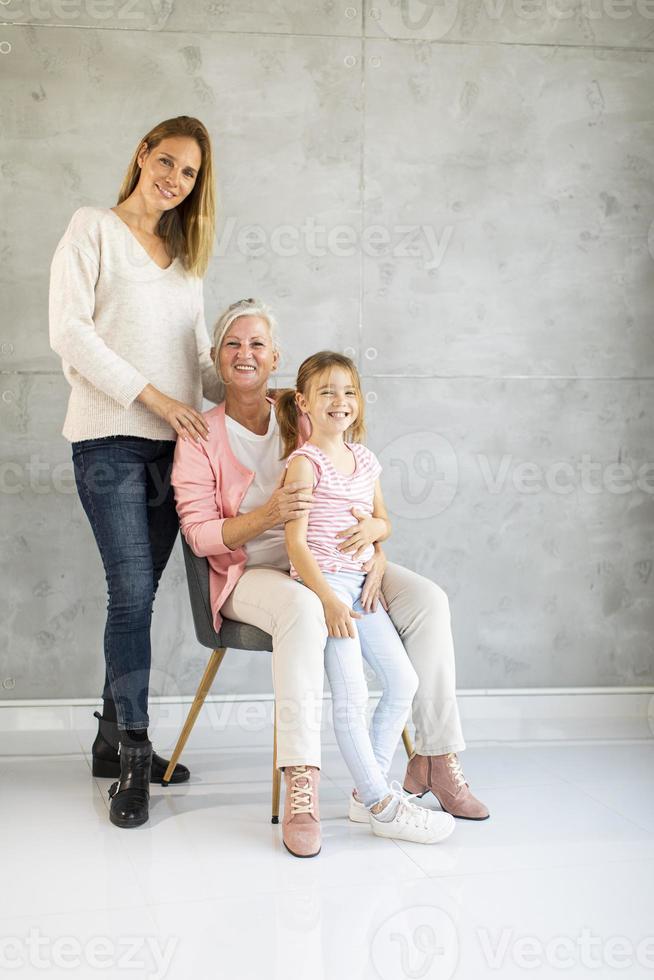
2,729,654,980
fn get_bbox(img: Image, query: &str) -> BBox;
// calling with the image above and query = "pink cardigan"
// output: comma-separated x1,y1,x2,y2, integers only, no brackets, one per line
171,397,310,632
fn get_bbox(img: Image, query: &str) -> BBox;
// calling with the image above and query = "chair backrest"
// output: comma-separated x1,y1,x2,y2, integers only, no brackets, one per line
180,535,220,648
180,535,273,653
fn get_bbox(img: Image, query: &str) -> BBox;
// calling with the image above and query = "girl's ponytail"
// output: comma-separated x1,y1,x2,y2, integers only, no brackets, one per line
275,389,301,459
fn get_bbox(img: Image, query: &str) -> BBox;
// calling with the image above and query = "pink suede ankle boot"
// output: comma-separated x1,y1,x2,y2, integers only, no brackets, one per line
282,765,321,857
404,752,489,820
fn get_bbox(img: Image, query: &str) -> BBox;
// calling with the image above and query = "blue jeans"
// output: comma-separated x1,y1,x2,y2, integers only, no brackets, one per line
321,570,419,807
72,436,179,731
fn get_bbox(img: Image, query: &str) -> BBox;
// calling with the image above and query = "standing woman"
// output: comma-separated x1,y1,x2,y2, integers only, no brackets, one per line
49,116,224,829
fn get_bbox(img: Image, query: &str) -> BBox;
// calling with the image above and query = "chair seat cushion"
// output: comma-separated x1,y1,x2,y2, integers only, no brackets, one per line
219,618,273,652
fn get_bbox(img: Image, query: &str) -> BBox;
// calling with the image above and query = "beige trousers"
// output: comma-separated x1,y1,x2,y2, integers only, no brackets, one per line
382,562,465,757
220,561,465,769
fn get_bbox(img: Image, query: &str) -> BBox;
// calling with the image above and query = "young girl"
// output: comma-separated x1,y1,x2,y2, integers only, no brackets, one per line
276,352,455,845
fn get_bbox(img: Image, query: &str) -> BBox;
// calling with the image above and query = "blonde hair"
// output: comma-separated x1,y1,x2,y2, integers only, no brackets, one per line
116,116,216,277
212,298,280,383
276,351,366,459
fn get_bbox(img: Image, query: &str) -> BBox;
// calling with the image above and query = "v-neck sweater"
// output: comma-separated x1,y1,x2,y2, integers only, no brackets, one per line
49,206,224,442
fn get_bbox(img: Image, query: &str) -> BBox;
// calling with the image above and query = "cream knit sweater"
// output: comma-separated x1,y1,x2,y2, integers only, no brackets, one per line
49,206,224,442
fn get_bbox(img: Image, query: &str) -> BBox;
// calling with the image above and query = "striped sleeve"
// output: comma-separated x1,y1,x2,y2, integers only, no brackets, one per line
355,444,382,482
285,446,322,488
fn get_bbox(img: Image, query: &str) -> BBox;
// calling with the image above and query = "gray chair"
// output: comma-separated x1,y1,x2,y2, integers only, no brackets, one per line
162,537,281,822
163,536,415,823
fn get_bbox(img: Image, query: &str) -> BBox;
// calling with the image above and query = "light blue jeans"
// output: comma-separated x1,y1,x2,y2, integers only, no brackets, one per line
321,569,419,807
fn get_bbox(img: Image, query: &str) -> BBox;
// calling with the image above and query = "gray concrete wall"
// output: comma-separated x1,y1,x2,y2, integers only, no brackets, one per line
1,3,653,702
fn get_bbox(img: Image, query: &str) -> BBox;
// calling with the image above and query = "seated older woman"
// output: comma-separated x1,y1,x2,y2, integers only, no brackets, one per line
171,298,488,858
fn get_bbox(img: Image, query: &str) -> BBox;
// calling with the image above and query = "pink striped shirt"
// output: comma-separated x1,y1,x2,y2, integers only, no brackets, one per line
285,441,382,578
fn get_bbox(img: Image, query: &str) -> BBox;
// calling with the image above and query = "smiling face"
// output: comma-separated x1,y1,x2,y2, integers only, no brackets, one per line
296,365,360,438
136,136,202,212
218,315,279,388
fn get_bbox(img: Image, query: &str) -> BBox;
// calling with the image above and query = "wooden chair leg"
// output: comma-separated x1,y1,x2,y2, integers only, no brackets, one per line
401,726,414,759
271,708,281,824
162,647,227,785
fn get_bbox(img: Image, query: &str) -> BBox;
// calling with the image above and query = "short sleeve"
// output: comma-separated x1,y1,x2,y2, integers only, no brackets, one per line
285,448,321,488
355,444,381,482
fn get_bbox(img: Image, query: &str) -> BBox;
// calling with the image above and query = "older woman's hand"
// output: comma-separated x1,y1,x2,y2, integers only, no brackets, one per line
138,384,209,441
264,480,314,527
360,547,389,613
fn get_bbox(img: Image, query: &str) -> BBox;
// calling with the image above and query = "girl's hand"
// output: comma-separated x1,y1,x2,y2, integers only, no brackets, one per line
336,509,386,559
322,594,362,639
360,548,388,613
138,385,209,441
264,479,314,527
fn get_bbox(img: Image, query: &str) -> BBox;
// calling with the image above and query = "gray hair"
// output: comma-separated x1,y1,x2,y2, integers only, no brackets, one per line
212,298,280,381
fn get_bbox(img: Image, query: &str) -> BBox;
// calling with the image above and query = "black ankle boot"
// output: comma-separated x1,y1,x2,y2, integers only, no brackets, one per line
108,736,152,828
91,711,190,784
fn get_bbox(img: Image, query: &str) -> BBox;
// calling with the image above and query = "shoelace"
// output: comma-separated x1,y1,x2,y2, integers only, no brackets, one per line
446,753,467,789
386,781,432,829
289,766,314,815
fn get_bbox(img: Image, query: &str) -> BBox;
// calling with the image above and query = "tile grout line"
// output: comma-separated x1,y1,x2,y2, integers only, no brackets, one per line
552,775,654,837
2,21,654,56
412,852,654,883
4,370,654,380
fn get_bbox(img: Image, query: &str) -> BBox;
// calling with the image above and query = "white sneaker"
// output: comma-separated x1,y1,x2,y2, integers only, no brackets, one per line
348,791,369,824
369,782,455,844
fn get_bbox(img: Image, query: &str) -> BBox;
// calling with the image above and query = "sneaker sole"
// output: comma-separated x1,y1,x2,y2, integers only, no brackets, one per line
371,818,455,845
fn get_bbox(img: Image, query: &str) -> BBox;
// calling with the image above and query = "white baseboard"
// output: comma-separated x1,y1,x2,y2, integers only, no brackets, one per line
1,688,652,755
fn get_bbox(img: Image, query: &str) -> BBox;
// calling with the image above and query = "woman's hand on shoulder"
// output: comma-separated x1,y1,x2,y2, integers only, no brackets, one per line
138,384,209,442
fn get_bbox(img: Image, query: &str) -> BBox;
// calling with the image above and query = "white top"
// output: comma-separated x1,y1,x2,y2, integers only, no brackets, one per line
224,409,290,571
49,206,224,442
